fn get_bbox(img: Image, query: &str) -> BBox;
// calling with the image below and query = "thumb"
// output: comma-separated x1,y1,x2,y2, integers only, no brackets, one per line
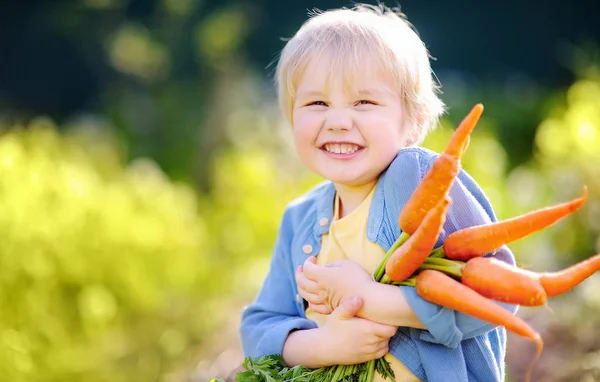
332,296,363,320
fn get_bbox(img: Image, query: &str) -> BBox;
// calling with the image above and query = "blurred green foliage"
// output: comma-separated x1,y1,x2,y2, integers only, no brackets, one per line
0,118,208,381
0,113,321,381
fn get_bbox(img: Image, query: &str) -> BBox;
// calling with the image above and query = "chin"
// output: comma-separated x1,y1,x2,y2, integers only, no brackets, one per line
327,174,375,188
313,165,378,187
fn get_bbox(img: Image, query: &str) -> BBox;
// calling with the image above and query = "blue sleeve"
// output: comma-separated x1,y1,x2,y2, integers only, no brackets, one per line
239,209,317,358
403,163,519,349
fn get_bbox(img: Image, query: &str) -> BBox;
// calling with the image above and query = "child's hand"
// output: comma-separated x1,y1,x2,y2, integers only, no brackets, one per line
296,256,372,315
318,296,397,365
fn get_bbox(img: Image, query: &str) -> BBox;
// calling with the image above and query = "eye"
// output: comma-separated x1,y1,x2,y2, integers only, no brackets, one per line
306,101,327,106
356,100,377,106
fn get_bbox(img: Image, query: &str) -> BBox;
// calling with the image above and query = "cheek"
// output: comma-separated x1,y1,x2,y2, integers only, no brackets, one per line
294,133,319,166
292,124,319,169
292,113,320,143
375,113,408,146
292,125,314,161
363,119,404,145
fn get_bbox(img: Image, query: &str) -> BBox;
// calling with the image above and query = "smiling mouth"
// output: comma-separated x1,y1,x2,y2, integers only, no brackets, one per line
321,143,364,154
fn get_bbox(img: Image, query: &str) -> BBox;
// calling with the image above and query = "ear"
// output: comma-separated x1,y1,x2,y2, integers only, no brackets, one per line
402,116,426,147
406,105,428,146
402,125,419,147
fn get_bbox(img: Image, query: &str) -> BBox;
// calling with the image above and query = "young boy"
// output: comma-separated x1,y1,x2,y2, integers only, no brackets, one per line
240,3,517,381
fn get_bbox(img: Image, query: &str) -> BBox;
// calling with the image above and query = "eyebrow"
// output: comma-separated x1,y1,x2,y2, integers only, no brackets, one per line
296,88,389,98
296,90,324,98
355,88,390,96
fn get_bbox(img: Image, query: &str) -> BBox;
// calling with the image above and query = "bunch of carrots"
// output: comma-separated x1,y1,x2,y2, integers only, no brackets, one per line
369,103,598,382
215,104,599,382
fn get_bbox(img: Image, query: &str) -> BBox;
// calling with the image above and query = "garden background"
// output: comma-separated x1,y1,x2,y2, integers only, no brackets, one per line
1,0,600,381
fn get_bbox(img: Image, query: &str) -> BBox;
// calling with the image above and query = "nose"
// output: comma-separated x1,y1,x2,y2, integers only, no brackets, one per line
324,109,353,131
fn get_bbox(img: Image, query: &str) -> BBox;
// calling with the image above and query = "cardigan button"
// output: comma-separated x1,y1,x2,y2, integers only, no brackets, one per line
302,244,313,254
319,217,329,227
296,293,302,304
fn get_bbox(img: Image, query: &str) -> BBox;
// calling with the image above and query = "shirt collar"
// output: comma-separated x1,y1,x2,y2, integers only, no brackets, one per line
312,174,387,243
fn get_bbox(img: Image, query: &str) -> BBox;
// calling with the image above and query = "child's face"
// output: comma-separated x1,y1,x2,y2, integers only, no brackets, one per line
292,59,409,188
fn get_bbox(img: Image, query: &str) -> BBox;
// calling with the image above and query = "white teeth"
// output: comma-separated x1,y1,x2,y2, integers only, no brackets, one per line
324,143,360,154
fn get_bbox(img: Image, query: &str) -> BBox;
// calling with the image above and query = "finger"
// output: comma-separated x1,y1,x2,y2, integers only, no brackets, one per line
332,296,363,320
308,302,332,315
302,257,326,281
296,268,321,294
299,290,323,305
374,342,390,359
360,341,389,361
300,292,323,305
371,323,399,339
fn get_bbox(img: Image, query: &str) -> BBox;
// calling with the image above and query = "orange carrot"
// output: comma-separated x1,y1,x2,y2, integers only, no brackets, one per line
461,257,547,306
386,197,451,282
443,186,588,261
444,103,484,158
461,253,600,306
398,104,483,235
537,253,600,298
398,154,458,235
415,270,543,382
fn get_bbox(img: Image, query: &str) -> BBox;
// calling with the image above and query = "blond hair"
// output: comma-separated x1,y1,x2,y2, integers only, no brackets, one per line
274,3,445,145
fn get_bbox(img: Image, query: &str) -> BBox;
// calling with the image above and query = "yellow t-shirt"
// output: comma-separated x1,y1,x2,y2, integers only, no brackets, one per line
305,186,421,382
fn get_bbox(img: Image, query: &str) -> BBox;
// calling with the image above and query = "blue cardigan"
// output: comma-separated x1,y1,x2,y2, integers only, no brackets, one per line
239,146,518,382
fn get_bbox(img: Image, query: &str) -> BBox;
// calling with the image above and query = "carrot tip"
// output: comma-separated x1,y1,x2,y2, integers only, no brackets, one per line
523,337,544,382
444,103,485,159
542,302,554,314
570,185,588,210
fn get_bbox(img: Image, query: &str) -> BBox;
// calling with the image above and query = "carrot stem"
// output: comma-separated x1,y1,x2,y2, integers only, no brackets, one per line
365,361,375,382
417,257,465,279
392,276,416,287
430,246,445,258
386,198,451,282
423,256,466,268
380,274,392,284
382,252,465,284
374,231,410,282
418,263,462,279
